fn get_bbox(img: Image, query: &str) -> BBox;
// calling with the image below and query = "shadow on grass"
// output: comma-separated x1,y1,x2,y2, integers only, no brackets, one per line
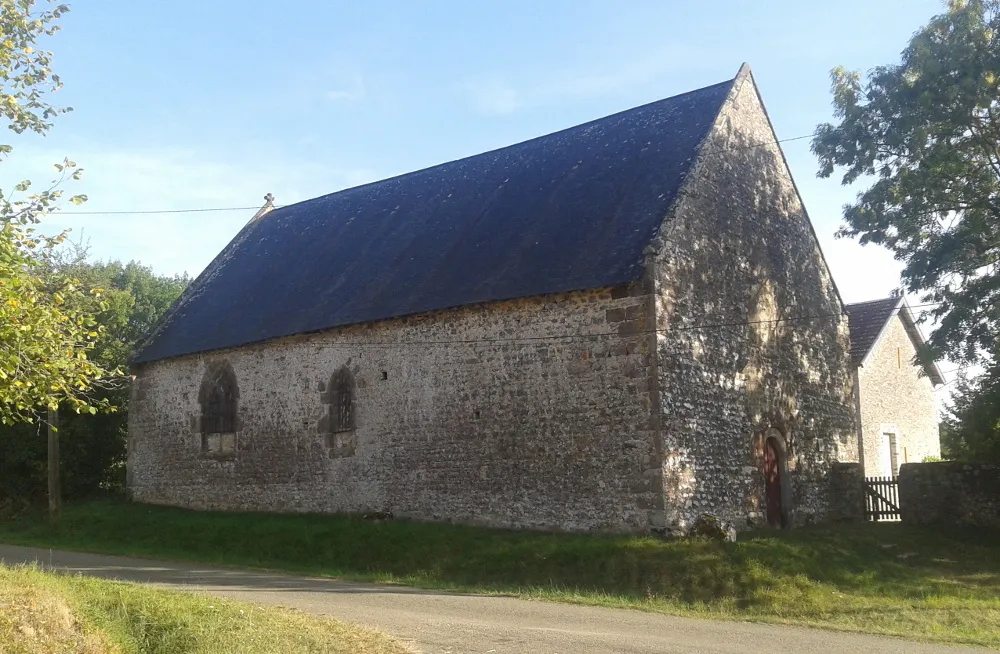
0,500,998,611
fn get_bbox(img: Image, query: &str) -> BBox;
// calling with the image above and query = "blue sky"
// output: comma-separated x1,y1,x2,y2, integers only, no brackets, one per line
13,1,943,303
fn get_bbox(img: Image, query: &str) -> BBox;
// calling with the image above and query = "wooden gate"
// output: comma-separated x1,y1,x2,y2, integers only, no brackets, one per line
865,476,900,521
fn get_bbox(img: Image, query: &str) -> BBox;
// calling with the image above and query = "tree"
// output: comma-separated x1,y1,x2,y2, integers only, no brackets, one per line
941,355,1000,462
0,253,189,503
0,1,120,424
812,0,1000,367
45,241,191,370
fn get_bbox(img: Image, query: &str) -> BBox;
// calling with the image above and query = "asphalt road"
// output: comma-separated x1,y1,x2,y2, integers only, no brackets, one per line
0,544,983,653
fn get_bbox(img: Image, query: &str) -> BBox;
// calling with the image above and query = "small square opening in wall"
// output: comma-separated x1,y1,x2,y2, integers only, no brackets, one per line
381,371,388,380
203,433,221,454
202,432,236,455
330,430,357,458
474,409,481,420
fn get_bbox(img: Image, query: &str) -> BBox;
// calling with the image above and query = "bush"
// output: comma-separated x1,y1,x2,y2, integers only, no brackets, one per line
0,409,126,506
686,514,737,541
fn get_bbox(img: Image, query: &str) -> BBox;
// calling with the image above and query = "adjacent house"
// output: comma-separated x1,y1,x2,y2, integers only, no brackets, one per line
127,64,859,534
846,297,944,477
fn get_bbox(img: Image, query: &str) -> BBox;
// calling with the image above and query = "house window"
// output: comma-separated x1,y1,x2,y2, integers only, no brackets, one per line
199,361,239,455
879,429,900,477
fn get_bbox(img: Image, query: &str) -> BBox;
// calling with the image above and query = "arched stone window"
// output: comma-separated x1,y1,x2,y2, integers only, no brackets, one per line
330,366,355,432
326,366,356,458
199,360,239,454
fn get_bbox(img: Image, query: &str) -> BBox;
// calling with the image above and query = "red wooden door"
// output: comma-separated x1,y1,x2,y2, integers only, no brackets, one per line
764,437,783,527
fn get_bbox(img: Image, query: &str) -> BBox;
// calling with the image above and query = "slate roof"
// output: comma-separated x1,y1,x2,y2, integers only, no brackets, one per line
844,297,944,385
845,297,902,366
134,75,738,364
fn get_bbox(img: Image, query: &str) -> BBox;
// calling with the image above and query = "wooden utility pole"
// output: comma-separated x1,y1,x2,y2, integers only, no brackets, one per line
47,406,60,519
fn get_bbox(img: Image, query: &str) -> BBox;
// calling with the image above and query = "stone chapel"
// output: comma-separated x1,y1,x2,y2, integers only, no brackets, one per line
128,64,858,533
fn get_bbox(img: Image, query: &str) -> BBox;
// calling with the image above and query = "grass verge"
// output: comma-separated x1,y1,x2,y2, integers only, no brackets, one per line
1,500,998,648
0,563,409,653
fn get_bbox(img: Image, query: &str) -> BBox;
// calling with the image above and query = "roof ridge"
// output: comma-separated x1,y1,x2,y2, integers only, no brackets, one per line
272,77,739,216
845,296,900,307
845,296,943,384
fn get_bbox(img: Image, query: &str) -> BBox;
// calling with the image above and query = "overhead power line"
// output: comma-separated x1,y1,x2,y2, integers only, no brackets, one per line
292,309,847,349
134,302,953,357
53,131,827,216
185,299,951,390
57,205,267,216
285,301,944,350
279,304,938,349
238,301,961,386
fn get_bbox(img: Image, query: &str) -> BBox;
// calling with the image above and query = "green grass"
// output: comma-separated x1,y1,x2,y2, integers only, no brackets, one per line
1,500,999,649
0,563,409,654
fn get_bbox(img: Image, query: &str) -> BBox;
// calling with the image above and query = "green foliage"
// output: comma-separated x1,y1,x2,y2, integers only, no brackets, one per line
0,0,122,424
46,242,191,371
0,1,72,138
0,218,116,423
942,354,1000,462
2,501,999,647
812,0,1000,366
0,408,126,503
0,254,188,502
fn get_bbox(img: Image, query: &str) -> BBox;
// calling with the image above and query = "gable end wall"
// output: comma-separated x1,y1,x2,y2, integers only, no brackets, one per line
651,71,857,531
856,314,940,475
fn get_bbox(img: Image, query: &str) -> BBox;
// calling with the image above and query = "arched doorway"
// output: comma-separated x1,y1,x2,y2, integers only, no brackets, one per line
760,427,791,528
763,436,783,527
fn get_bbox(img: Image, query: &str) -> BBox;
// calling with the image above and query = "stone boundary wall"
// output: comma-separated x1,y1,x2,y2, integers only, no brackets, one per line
828,462,866,522
899,462,1000,530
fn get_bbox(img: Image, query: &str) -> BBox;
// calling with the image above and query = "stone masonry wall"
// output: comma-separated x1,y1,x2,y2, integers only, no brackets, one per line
128,285,663,533
828,462,866,522
856,315,940,476
899,462,1000,529
651,70,857,532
